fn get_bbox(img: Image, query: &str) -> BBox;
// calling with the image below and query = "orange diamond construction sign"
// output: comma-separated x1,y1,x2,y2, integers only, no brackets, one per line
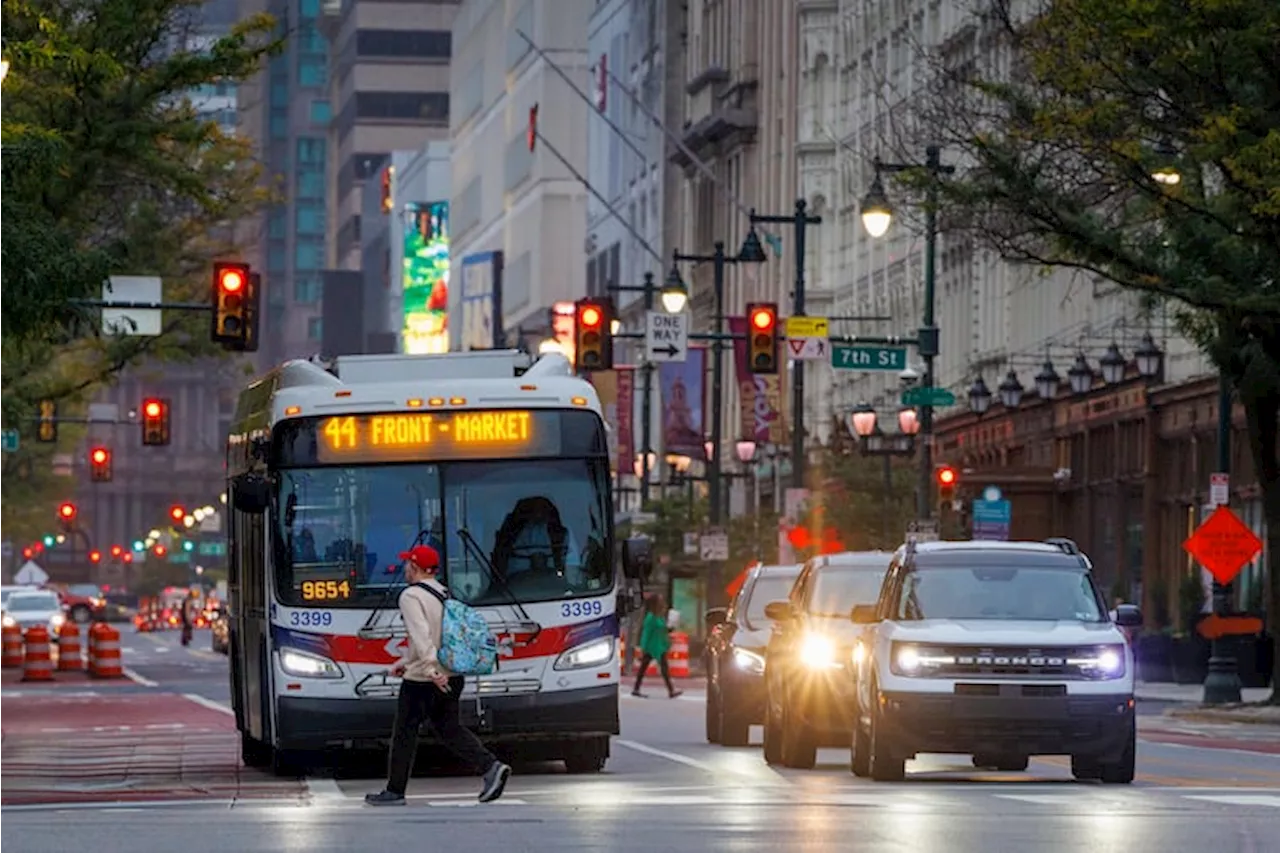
1182,505,1263,585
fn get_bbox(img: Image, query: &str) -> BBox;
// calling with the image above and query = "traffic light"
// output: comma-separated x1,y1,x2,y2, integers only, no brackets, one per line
573,298,613,372
211,261,253,348
170,505,185,524
527,104,538,152
89,446,113,482
936,464,958,502
37,399,57,443
183,540,194,552
141,398,171,446
89,550,102,564
58,502,78,531
22,547,32,560
153,544,167,558
746,303,779,374
110,544,123,559
43,535,54,548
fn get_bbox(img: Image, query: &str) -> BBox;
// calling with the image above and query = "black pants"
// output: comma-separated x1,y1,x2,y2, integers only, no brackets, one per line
633,653,675,695
386,676,496,795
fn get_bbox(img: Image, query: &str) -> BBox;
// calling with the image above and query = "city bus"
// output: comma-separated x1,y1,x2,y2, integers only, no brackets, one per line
224,350,628,775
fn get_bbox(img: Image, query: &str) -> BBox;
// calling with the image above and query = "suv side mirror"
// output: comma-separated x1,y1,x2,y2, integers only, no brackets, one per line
1113,603,1142,628
851,604,879,624
763,601,794,622
705,607,728,629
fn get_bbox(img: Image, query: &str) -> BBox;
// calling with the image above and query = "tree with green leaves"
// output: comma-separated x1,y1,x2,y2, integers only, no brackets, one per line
901,0,1279,699
1,0,282,544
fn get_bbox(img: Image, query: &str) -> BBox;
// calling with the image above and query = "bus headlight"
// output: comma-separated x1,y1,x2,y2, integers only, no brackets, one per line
279,648,343,679
554,637,614,671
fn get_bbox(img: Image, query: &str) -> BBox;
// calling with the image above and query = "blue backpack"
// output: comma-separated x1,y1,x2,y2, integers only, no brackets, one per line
416,583,498,675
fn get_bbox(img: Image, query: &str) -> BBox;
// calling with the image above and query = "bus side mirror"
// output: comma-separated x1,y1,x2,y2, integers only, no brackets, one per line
621,536,652,582
232,473,270,514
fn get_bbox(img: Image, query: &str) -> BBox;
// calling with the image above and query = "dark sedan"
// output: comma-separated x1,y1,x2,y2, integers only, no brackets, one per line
704,563,802,746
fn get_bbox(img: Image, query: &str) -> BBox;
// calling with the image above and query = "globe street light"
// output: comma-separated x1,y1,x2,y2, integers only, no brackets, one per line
1135,332,1165,379
849,401,878,438
660,266,689,314
1035,358,1060,400
998,369,1025,409
735,439,758,464
859,175,893,239
1068,352,1094,395
897,406,920,436
1100,343,1127,385
968,376,993,415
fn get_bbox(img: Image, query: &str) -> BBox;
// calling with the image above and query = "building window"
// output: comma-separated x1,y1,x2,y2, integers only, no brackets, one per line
299,56,327,88
296,136,325,166
355,92,449,121
268,245,287,272
310,99,331,124
355,29,451,59
295,276,321,304
308,317,323,341
269,114,287,139
268,209,287,239
299,0,320,20
297,169,325,200
296,241,325,270
271,81,288,105
296,204,325,236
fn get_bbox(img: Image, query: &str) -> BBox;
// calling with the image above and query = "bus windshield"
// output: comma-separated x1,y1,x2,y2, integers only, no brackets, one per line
273,459,612,608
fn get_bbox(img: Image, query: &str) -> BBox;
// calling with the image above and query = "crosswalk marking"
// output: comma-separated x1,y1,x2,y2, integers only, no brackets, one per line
1183,794,1280,808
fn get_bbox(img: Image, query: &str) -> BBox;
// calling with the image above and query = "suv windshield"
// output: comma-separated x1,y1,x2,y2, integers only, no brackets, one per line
744,574,799,626
7,593,59,612
274,459,612,607
808,568,887,617
896,565,1105,622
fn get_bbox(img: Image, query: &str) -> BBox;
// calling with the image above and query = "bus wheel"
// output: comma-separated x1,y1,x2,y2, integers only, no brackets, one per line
564,737,609,774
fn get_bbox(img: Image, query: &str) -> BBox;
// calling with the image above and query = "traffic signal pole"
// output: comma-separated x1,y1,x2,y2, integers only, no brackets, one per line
1203,374,1242,704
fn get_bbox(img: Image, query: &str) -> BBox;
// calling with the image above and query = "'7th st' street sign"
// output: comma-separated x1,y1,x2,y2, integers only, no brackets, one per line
831,344,907,371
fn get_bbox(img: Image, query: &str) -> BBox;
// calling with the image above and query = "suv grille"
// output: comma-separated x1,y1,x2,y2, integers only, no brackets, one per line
927,646,1098,679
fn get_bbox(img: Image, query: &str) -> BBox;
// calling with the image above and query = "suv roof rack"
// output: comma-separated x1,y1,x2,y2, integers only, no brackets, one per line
1044,537,1081,556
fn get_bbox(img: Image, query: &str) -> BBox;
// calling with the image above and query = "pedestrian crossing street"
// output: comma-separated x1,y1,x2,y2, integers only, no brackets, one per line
305,779,1280,813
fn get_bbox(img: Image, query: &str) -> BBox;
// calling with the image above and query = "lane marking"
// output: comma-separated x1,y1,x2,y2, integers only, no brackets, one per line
613,739,717,772
426,799,528,807
123,668,158,687
181,693,234,716
1183,794,1280,808
1,798,305,813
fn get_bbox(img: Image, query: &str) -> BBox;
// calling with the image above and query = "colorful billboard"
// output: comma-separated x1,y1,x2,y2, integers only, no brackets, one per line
659,346,707,457
457,251,504,350
402,201,449,354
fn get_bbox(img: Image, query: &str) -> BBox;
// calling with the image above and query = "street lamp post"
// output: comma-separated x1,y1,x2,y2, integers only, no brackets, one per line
1204,373,1243,704
609,272,662,506
846,403,919,545
749,201,823,490
860,146,955,521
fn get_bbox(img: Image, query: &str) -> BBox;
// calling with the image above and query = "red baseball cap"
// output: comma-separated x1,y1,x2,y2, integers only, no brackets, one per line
399,545,440,570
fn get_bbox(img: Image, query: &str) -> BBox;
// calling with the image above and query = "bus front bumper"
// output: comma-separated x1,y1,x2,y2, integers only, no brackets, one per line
275,683,620,752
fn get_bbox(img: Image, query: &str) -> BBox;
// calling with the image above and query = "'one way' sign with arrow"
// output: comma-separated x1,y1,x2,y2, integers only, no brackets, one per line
645,311,689,363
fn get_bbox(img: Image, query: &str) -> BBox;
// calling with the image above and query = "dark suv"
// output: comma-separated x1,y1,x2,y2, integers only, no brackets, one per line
762,551,893,768
704,563,801,745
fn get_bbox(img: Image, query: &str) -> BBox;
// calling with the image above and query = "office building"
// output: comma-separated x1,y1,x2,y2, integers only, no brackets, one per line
320,0,459,273
237,0,332,366
448,0,593,344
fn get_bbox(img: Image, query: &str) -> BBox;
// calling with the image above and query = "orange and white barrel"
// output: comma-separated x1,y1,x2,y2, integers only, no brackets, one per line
668,632,690,678
57,621,83,671
90,623,124,679
21,625,55,682
2,623,24,668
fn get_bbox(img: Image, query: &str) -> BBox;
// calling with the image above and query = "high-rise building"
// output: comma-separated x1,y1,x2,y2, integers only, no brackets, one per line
320,0,459,274
448,0,593,345
238,0,333,366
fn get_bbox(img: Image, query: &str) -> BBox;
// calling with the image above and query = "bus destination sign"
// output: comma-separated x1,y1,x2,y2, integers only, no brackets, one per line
313,410,561,463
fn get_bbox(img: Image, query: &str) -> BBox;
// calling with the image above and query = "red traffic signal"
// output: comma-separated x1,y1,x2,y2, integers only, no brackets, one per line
58,502,77,522
91,447,108,465
746,303,779,374
110,544,123,558
217,266,245,294
211,261,253,347
141,397,171,446
936,465,957,486
527,104,538,152
153,544,167,557
22,547,33,559
123,552,134,563
89,550,102,563
572,298,613,372
936,464,959,501
170,505,185,523
89,446,113,482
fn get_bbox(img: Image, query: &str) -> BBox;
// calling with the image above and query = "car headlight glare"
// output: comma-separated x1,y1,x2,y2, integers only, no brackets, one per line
3,614,17,628
850,642,866,667
50,613,66,628
1069,645,1126,679
891,643,956,676
554,637,614,671
732,647,766,675
799,633,841,669
279,648,343,679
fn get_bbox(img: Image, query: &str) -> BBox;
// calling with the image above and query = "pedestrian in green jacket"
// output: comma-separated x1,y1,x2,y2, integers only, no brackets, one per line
632,594,682,699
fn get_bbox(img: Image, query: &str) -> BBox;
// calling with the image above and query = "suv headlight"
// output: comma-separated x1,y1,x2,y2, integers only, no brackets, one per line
1069,645,1126,679
279,648,343,679
890,643,955,677
1,615,15,629
554,637,614,671
732,647,766,675
799,633,842,669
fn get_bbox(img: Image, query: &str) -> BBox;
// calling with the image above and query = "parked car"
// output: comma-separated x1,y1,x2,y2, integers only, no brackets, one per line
762,551,894,769
704,563,802,745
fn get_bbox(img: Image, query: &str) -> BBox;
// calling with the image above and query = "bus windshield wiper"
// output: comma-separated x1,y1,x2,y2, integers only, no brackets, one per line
456,523,533,625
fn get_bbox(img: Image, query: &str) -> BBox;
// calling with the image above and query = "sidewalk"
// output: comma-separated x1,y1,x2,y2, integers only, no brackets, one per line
1136,681,1279,725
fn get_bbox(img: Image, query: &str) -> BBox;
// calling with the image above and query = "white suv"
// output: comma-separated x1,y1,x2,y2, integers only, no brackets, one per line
849,539,1141,783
